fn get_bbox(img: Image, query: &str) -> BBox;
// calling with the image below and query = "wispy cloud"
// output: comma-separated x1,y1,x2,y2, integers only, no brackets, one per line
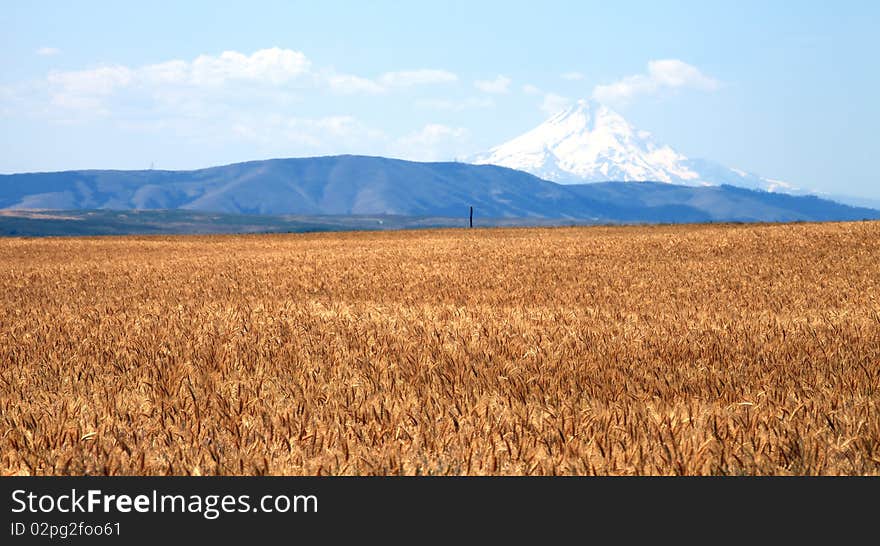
474,75,511,94
36,47,61,57
392,124,469,161
126,48,312,88
119,112,391,159
592,59,720,104
324,72,385,94
540,93,571,115
32,48,463,120
6,47,470,161
48,65,135,96
520,84,571,115
378,69,458,88
324,68,457,94
230,114,387,150
44,48,312,115
561,71,585,81
416,97,495,111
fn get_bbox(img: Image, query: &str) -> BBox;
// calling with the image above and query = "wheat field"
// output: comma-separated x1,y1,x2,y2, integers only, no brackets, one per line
1,221,879,475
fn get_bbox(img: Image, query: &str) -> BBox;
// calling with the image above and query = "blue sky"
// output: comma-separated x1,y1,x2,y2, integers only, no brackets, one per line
2,1,878,198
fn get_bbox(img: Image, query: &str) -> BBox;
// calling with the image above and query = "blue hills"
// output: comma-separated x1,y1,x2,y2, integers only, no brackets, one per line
1,155,877,236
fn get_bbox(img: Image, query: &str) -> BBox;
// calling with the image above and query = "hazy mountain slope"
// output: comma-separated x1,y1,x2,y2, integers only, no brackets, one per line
0,156,608,218
1,155,877,226
201,156,602,217
565,182,877,223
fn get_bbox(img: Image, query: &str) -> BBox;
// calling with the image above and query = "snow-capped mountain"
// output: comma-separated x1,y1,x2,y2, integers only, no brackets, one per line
473,99,795,192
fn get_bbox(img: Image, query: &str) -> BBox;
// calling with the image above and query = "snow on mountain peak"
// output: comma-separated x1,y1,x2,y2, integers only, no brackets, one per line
472,98,793,192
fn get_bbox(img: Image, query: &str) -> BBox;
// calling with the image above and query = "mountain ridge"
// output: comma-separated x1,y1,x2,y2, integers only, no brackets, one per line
1,155,877,228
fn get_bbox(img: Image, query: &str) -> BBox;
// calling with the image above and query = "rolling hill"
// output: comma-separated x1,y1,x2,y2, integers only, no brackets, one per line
1,155,877,236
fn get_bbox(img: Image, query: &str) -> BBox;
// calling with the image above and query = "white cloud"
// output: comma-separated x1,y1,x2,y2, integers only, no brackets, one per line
48,65,134,96
592,59,720,104
36,47,61,57
379,69,458,88
474,75,511,94
44,48,312,115
416,97,495,111
140,60,190,85
324,68,458,94
310,68,460,95
325,72,385,95
540,93,571,115
561,71,585,81
648,59,719,90
140,48,311,87
186,48,310,85
30,49,462,120
522,85,572,115
592,75,655,104
12,48,472,160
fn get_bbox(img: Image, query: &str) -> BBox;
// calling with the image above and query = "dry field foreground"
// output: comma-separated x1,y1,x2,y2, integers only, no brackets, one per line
1,222,879,475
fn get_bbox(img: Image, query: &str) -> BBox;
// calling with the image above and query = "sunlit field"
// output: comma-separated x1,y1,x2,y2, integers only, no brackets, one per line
2,221,879,475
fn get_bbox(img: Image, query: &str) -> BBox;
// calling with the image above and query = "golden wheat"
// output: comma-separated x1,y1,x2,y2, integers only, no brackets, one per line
1,221,878,475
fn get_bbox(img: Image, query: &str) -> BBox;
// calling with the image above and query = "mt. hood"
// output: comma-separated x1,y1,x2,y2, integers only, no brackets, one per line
473,99,794,193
